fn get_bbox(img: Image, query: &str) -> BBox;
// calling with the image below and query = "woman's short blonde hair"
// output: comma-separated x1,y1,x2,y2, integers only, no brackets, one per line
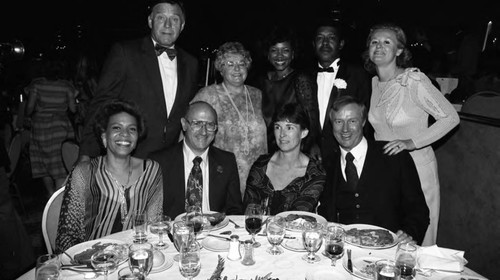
214,41,252,72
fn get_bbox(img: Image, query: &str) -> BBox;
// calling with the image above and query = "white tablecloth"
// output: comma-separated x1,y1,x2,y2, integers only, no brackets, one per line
19,216,487,280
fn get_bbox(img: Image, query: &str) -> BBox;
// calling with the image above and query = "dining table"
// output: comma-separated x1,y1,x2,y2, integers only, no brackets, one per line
19,215,487,280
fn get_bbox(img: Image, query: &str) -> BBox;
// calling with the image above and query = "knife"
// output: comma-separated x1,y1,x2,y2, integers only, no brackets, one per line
347,249,353,272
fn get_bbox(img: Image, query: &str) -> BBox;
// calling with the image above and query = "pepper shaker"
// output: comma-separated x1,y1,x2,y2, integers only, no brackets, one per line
227,234,241,261
241,239,255,266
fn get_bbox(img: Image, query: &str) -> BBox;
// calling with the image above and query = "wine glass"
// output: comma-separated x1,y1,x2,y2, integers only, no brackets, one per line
35,254,60,280
245,203,263,248
149,214,172,250
395,242,418,279
322,224,345,266
90,250,119,280
266,216,285,255
128,242,154,279
301,222,324,263
185,206,204,241
172,220,195,262
179,239,201,280
132,211,148,243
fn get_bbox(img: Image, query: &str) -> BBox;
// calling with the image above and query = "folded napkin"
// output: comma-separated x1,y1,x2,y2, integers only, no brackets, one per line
418,245,467,272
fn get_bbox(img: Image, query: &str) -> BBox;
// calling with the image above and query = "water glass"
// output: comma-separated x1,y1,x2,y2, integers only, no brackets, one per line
172,220,195,262
128,242,154,278
323,224,345,266
35,254,60,280
90,250,119,280
301,222,324,263
375,259,401,280
179,240,201,280
266,216,285,255
395,242,417,279
132,211,148,243
150,214,171,249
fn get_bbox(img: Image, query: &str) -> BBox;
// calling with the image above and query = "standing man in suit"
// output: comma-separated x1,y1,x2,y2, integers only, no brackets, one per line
309,19,372,163
318,96,429,245
150,101,243,218
79,0,199,161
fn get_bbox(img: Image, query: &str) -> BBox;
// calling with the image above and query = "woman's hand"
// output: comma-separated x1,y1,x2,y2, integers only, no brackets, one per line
395,230,415,244
383,139,416,156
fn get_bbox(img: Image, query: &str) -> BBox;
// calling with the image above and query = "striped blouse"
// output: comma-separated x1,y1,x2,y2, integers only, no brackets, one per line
55,157,163,252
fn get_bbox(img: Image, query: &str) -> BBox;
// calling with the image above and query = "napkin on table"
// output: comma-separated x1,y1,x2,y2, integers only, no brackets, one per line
418,245,467,272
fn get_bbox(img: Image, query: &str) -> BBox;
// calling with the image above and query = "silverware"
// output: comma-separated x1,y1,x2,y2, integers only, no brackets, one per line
62,251,75,263
347,249,353,272
229,219,242,228
208,234,231,241
257,233,295,239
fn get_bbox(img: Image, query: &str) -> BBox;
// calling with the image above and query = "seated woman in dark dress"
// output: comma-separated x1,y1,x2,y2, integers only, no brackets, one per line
243,103,325,215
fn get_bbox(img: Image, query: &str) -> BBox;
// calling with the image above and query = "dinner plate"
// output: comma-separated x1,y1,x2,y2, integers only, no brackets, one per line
282,238,306,252
201,236,230,252
305,269,350,280
61,239,128,272
442,275,488,280
343,256,381,280
275,211,327,232
174,211,229,231
343,224,398,249
151,253,174,273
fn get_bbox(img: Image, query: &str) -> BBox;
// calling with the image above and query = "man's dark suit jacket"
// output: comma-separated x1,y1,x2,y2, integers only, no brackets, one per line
149,141,243,218
80,36,199,159
317,141,429,244
309,61,372,162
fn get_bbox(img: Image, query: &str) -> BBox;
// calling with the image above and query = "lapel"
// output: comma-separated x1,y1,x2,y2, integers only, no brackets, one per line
171,142,187,201
356,141,374,191
169,47,185,119
141,37,168,119
207,148,222,206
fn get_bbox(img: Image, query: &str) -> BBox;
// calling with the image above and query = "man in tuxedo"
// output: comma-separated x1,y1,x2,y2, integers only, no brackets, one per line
150,101,243,218
79,0,199,160
309,19,372,163
318,96,429,245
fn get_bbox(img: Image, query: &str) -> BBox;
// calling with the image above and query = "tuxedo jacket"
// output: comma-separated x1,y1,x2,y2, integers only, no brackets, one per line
80,36,199,159
309,61,372,162
317,141,429,244
149,141,243,218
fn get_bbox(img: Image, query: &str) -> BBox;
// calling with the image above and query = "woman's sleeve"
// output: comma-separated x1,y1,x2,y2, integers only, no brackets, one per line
146,160,163,219
243,159,265,208
410,73,460,148
292,160,326,213
55,162,90,252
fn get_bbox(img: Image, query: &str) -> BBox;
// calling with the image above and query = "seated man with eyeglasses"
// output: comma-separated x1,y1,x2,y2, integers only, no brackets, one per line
149,101,243,217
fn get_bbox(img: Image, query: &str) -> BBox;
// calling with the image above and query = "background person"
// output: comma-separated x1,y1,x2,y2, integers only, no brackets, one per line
56,99,163,252
191,42,267,198
363,22,460,246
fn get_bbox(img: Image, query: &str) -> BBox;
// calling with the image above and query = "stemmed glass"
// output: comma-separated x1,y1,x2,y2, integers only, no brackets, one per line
90,250,119,280
132,211,148,243
245,203,263,248
266,216,286,255
149,214,171,250
322,224,345,266
172,220,195,262
302,222,324,263
185,205,204,242
128,242,154,279
179,239,201,280
395,242,418,279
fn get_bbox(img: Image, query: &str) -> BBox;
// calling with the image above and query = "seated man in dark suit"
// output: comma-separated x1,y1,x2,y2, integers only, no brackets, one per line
318,95,429,244
150,101,243,218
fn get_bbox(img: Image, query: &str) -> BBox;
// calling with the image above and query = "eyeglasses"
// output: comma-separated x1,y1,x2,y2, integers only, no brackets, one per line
223,60,248,69
186,120,217,132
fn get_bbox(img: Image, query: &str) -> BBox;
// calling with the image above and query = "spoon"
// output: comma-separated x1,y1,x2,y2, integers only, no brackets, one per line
229,219,242,228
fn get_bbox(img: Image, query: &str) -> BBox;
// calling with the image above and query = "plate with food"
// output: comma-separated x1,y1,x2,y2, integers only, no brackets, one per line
343,256,380,280
343,224,398,249
275,211,327,232
61,239,128,272
282,237,306,252
174,211,229,231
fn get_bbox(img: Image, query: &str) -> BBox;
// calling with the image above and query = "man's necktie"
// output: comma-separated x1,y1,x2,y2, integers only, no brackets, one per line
317,66,334,73
155,45,177,60
345,152,359,190
186,156,203,208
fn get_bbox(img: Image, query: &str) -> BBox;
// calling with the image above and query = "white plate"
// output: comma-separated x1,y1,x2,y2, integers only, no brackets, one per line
151,254,174,273
201,236,230,252
174,211,229,231
61,239,127,272
343,256,380,280
442,275,488,280
275,211,327,232
282,238,306,252
306,269,350,280
343,224,398,249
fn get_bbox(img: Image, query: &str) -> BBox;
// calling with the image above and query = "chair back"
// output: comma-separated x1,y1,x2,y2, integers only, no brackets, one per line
61,140,79,173
42,186,65,254
462,91,500,119
7,132,21,177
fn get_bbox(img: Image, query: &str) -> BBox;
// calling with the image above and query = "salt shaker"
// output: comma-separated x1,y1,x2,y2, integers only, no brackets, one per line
241,240,255,266
227,234,241,261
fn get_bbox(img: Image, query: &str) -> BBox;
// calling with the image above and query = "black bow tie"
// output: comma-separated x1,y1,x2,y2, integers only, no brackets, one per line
155,45,177,60
317,66,334,73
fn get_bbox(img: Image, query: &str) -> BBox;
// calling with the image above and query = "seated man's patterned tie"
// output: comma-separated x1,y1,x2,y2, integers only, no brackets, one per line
186,156,203,208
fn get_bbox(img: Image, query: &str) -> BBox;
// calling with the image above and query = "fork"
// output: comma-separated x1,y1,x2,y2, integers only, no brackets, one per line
229,219,242,228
